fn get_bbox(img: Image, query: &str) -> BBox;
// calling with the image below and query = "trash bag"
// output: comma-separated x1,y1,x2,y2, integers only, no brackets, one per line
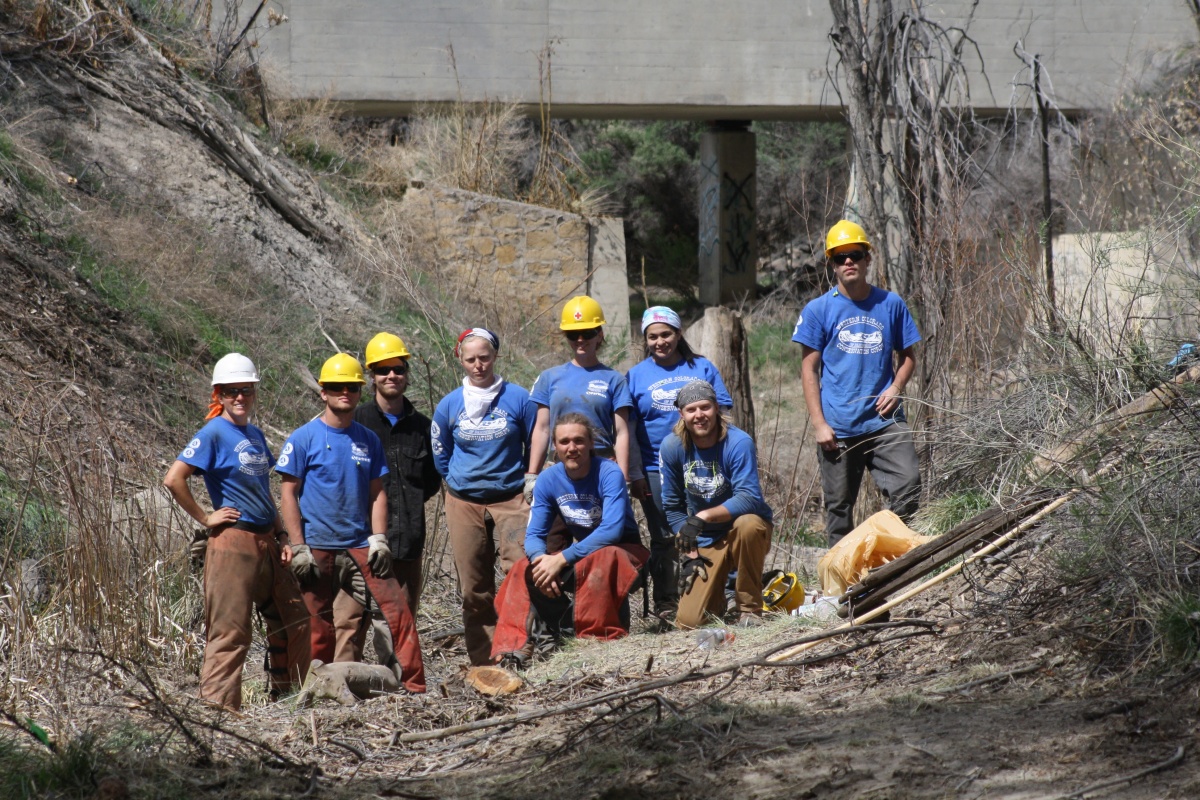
818,510,933,596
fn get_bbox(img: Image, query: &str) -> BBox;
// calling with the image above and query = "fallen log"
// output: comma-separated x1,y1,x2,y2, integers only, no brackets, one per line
1029,362,1200,479
685,307,755,439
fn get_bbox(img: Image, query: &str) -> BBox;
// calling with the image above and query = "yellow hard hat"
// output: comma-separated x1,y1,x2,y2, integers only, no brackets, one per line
825,219,872,256
318,353,366,384
560,295,606,331
762,572,805,613
364,332,410,367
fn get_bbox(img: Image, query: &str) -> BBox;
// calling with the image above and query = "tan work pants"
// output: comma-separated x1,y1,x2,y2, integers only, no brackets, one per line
676,514,773,630
201,527,311,710
444,491,529,665
332,558,422,663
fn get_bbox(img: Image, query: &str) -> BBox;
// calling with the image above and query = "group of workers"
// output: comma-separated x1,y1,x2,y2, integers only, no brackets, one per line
163,219,923,710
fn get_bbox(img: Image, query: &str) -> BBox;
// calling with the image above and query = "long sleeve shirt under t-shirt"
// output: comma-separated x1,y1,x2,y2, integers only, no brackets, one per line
525,458,641,564
659,426,773,548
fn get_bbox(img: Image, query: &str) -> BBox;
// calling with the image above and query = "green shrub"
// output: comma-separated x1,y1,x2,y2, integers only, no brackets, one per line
1157,592,1200,663
0,731,101,800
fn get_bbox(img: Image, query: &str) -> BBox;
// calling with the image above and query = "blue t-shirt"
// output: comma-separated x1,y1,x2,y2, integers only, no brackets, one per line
432,382,538,500
275,418,388,548
526,458,641,564
627,356,734,471
659,426,773,547
177,417,277,527
791,286,922,438
530,362,633,451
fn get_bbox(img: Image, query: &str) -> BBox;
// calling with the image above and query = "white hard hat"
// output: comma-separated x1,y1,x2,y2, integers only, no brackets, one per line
211,353,260,385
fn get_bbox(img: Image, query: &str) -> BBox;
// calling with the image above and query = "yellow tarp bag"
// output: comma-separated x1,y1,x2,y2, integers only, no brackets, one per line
818,510,934,596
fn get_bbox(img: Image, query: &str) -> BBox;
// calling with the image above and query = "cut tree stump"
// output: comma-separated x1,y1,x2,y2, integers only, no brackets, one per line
685,306,755,438
465,666,523,696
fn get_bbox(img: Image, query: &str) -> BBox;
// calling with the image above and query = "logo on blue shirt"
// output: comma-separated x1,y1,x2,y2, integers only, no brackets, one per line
684,460,727,501
456,410,510,441
586,379,609,398
235,439,270,476
835,315,885,355
648,377,683,412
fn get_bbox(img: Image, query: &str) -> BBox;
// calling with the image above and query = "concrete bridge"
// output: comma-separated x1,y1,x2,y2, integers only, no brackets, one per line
253,1,1198,302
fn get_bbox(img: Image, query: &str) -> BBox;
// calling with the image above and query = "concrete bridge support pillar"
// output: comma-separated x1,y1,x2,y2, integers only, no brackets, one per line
698,121,757,306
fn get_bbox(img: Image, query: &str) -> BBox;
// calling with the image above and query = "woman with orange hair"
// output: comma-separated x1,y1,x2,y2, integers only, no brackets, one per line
163,353,310,710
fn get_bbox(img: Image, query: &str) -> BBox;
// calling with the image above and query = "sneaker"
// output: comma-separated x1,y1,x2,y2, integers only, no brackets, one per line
736,613,764,629
724,589,738,615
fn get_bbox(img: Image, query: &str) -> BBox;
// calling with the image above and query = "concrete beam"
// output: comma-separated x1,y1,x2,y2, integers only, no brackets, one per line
249,1,1198,118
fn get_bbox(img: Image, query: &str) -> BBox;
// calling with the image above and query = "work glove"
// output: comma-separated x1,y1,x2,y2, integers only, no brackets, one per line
367,534,393,579
679,553,714,596
289,544,318,586
188,529,209,567
523,472,538,505
675,515,706,554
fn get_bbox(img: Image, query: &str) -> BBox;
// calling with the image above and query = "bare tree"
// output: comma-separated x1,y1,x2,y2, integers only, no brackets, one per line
827,0,1025,416
826,0,984,301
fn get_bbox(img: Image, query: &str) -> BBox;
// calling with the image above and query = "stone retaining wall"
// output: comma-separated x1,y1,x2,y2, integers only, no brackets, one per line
400,184,629,345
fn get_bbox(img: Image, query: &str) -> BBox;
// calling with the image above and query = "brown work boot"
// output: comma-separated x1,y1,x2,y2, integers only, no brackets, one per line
736,612,764,629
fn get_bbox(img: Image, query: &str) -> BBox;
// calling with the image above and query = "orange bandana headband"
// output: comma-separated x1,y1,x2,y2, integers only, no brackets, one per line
205,387,223,421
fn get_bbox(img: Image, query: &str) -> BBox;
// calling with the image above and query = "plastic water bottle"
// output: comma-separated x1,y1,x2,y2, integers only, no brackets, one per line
696,629,735,650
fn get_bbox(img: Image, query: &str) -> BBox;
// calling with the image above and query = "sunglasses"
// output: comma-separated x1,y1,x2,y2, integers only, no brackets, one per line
564,328,601,341
832,249,868,264
372,364,408,376
323,383,362,394
219,386,257,399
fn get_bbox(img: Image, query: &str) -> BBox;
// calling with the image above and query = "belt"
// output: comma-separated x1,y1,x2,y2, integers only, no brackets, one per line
447,487,521,505
230,521,276,535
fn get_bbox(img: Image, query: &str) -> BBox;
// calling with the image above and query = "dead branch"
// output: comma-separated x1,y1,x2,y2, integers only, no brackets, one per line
213,0,266,75
1081,697,1148,722
396,620,935,744
1030,362,1200,478
328,737,369,761
1049,745,1186,800
926,662,1041,694
70,648,310,770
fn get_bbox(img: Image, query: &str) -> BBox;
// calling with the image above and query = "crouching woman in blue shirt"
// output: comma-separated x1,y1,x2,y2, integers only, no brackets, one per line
492,413,649,666
660,380,773,630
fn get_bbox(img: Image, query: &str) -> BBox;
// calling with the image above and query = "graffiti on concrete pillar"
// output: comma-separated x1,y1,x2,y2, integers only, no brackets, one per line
721,170,754,275
698,157,720,258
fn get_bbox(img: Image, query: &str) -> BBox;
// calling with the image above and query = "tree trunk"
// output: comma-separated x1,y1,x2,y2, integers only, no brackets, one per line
685,307,755,439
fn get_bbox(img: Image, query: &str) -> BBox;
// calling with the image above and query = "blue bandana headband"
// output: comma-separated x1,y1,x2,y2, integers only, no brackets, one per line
641,306,682,333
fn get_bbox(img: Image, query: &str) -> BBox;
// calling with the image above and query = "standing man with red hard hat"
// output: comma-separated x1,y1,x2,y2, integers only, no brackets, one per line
792,220,923,548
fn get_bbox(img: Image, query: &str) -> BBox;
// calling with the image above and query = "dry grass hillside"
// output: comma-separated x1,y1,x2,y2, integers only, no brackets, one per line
4,2,1200,799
